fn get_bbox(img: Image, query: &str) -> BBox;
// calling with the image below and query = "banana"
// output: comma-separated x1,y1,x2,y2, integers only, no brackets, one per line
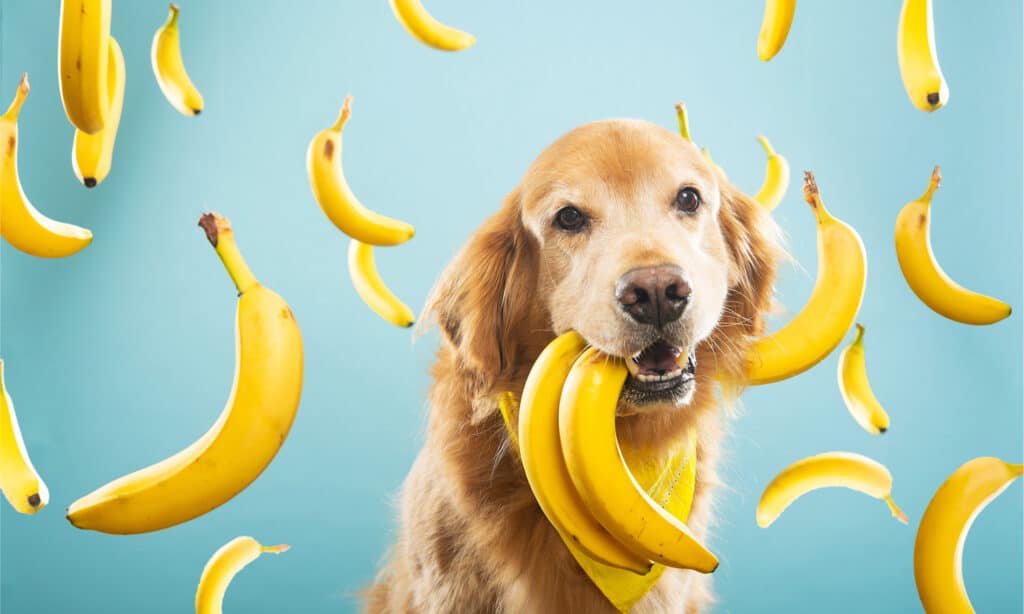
151,3,204,116
674,102,692,143
0,360,49,515
58,0,112,134
518,332,652,574
72,36,125,188
389,0,475,52
307,95,415,246
757,0,796,61
757,452,908,528
196,536,289,614
1,74,93,258
747,172,866,385
837,324,890,435
914,457,1023,614
348,239,415,328
895,166,1011,325
752,135,789,211
897,0,948,112
66,213,303,534
559,347,719,573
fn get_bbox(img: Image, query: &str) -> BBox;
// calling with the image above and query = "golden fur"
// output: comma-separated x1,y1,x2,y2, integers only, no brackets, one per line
365,118,781,613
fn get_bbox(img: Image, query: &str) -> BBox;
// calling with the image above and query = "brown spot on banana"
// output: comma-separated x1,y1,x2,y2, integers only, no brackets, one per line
323,139,334,160
7,136,14,157
918,214,927,228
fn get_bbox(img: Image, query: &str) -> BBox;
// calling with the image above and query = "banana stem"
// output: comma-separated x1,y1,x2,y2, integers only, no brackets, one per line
261,544,290,554
198,213,259,295
884,495,908,525
802,171,832,223
921,166,941,202
2,73,29,121
757,135,776,157
167,3,180,27
675,102,692,142
331,95,353,132
852,323,865,346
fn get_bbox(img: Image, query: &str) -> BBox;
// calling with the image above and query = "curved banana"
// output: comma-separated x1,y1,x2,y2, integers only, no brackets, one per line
914,457,1023,614
348,239,415,328
757,452,908,528
895,167,1010,325
757,0,796,61
196,536,289,614
747,172,865,385
674,102,692,143
307,96,415,246
0,360,49,515
752,135,789,211
66,213,303,534
58,0,112,133
389,0,475,52
518,332,652,574
1,74,93,258
837,324,890,435
559,347,718,572
897,0,948,112
73,36,125,188
152,3,204,116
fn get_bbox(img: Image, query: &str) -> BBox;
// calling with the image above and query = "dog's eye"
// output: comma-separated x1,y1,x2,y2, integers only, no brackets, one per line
675,187,702,214
555,206,587,232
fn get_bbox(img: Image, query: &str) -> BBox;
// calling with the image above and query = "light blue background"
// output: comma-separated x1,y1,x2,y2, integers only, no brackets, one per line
1,1,1020,612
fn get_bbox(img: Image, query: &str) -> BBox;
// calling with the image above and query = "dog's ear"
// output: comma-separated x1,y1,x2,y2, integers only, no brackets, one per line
713,180,783,382
421,189,537,392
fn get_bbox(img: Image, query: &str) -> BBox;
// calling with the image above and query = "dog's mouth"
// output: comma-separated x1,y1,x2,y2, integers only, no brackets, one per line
620,340,696,407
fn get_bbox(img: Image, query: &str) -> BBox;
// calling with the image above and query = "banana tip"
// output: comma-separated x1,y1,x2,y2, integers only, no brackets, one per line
263,544,290,554
198,212,222,247
877,426,888,435
192,108,201,116
83,177,97,188
27,493,41,508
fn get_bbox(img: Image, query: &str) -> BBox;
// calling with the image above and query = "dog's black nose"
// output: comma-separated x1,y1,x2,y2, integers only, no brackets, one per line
615,265,691,327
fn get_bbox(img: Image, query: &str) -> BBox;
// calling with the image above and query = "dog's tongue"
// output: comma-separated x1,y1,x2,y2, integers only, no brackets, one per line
636,341,681,375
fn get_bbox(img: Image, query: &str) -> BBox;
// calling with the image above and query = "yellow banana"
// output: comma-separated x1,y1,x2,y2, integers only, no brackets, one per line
757,0,796,61
67,213,303,534
389,0,475,52
1,74,93,258
518,332,652,574
897,0,948,112
837,324,890,435
58,0,112,133
72,36,125,188
895,167,1011,325
914,457,1023,614
307,96,415,246
674,102,692,143
752,135,789,211
196,536,289,614
559,347,718,573
348,239,415,328
757,452,908,528
747,172,865,385
151,3,204,116
0,360,49,515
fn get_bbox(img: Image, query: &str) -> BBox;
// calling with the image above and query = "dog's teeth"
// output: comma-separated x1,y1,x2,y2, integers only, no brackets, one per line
636,368,684,383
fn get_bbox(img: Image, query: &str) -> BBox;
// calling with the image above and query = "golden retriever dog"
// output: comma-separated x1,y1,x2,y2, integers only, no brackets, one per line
366,117,780,613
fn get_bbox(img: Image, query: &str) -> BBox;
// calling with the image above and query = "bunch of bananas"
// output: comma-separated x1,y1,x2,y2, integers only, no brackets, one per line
518,332,718,577
307,96,417,328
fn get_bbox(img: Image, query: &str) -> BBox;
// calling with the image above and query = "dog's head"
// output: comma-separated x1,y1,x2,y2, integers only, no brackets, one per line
424,118,780,418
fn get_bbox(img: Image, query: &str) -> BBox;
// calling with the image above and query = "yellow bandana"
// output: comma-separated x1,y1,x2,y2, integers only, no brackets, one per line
498,392,697,613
